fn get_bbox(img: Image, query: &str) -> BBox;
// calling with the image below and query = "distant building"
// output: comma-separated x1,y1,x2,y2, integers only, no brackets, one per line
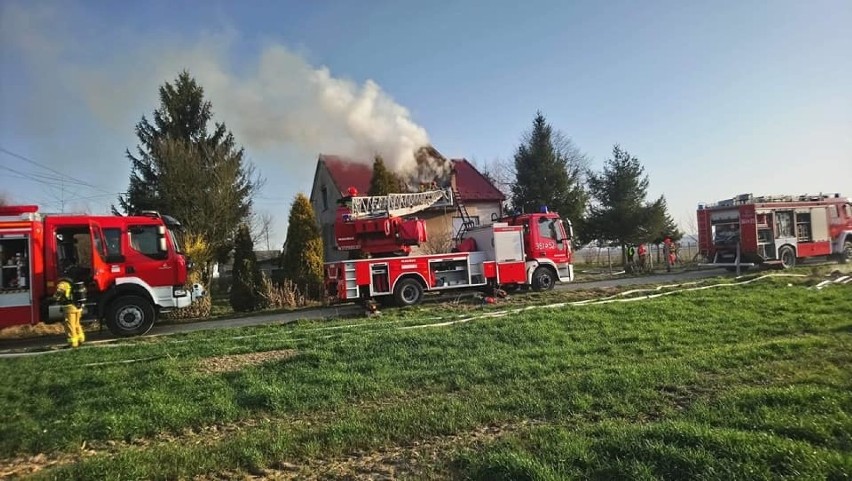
310,154,505,262
213,250,281,279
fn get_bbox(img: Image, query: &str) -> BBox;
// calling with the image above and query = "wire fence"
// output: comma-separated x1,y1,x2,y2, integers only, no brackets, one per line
574,242,702,268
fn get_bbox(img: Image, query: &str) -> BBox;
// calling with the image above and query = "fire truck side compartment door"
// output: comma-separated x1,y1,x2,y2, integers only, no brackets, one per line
810,207,830,242
494,228,524,262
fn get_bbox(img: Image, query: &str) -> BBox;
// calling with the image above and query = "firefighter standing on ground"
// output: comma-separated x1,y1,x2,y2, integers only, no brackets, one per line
54,279,85,348
663,237,676,272
627,244,636,272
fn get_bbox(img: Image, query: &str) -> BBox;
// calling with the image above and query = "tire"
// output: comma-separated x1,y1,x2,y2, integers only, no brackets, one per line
105,295,156,337
841,241,852,264
531,266,555,292
779,246,796,269
393,278,424,307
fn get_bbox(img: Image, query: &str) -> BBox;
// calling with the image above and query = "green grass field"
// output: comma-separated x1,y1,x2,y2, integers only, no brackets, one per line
1,273,850,480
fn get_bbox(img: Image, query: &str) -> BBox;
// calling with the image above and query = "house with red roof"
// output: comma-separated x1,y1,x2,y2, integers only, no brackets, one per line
310,154,505,261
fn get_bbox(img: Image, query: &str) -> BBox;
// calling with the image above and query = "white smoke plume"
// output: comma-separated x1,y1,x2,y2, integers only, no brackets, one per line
0,3,445,181
211,44,439,178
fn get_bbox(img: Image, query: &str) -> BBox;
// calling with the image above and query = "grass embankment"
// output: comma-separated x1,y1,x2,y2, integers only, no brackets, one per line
1,275,850,479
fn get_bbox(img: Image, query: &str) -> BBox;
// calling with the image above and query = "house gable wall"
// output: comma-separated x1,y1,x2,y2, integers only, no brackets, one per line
310,161,347,262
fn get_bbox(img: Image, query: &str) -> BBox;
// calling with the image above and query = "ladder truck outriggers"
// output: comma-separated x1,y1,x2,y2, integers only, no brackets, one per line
697,193,852,269
324,188,575,307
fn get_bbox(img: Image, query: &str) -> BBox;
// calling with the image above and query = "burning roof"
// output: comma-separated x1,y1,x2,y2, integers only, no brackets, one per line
318,151,504,202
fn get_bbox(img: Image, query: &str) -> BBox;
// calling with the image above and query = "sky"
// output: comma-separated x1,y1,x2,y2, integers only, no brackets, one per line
1,0,850,248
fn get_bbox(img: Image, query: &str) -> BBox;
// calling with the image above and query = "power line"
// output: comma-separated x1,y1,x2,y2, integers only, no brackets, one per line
0,164,122,212
0,164,98,189
0,146,114,195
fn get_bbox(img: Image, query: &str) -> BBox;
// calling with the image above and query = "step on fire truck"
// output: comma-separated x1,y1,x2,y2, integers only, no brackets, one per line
0,205,201,336
324,189,575,307
697,193,852,269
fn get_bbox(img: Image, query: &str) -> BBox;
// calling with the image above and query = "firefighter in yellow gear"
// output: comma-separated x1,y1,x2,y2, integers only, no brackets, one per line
54,279,85,347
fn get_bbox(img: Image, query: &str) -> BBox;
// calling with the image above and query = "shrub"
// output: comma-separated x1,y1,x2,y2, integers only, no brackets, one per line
164,233,212,320
230,224,265,312
258,274,309,309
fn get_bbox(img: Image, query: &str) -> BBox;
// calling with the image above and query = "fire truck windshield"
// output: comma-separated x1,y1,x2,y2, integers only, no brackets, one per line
538,217,562,242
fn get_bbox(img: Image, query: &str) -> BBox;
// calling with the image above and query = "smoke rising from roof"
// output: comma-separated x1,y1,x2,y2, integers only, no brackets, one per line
220,45,441,179
0,3,443,182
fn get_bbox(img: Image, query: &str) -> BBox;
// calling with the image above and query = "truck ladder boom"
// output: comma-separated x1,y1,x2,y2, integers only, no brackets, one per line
349,189,453,219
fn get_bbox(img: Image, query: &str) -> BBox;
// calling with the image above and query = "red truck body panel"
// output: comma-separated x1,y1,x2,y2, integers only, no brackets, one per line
1,205,190,330
696,193,852,265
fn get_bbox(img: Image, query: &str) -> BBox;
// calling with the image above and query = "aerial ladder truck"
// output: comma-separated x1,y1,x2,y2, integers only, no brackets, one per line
325,188,576,307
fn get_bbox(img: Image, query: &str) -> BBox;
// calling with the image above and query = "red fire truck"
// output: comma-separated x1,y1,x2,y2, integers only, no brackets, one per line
697,193,852,269
0,205,200,336
325,189,575,306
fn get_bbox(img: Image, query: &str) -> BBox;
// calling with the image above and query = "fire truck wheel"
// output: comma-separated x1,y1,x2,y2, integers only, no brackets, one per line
842,241,852,264
531,266,555,291
779,246,796,269
394,278,423,307
105,296,156,337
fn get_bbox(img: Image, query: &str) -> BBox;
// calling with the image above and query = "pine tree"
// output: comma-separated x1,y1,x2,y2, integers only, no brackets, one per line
586,145,679,260
119,71,261,273
511,112,587,234
368,155,403,195
230,223,264,312
647,197,683,244
280,193,324,298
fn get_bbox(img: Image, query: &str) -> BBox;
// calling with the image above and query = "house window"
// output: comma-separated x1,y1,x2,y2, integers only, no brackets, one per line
321,186,328,211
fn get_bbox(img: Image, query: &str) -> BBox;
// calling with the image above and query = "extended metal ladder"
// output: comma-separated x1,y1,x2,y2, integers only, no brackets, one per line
453,188,476,243
349,189,453,219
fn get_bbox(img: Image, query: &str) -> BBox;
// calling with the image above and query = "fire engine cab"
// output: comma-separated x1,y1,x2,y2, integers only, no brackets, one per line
697,193,852,269
325,189,575,307
0,205,199,336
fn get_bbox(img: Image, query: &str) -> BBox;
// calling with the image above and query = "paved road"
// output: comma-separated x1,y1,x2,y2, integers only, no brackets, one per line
565,267,731,290
0,267,730,356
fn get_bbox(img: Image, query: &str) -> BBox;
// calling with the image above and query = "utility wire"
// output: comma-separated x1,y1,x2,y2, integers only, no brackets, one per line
0,146,114,195
0,164,102,189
